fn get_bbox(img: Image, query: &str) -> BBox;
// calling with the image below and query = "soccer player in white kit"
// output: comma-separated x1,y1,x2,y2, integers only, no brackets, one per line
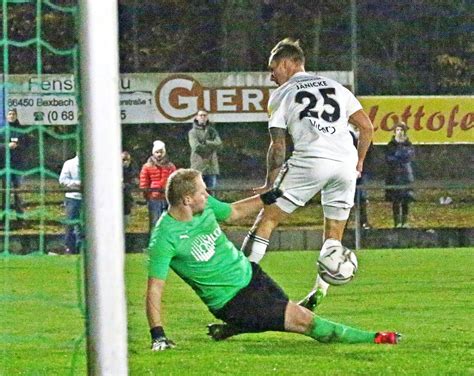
242,37,374,310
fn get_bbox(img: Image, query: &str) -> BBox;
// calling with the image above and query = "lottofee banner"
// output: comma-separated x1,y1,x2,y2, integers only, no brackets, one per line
359,96,473,144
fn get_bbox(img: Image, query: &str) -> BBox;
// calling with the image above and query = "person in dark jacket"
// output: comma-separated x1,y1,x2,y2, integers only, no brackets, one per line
122,151,138,226
188,109,222,194
385,122,415,228
0,109,30,221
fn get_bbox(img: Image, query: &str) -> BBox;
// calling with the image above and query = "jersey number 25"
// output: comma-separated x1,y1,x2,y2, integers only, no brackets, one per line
295,88,340,122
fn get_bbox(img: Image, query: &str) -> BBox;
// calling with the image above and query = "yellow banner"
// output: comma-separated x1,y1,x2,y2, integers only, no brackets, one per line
358,96,474,144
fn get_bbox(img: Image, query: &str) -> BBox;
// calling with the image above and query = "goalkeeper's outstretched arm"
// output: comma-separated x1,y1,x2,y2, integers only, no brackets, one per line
146,278,176,351
146,278,164,328
225,188,283,223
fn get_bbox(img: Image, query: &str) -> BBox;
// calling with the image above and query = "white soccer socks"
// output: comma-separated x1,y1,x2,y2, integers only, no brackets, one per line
242,231,269,264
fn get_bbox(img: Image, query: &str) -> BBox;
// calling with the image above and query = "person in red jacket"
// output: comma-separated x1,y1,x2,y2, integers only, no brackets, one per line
139,140,176,232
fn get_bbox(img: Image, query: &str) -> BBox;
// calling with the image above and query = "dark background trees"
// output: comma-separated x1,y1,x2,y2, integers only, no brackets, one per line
2,1,470,92
117,0,472,95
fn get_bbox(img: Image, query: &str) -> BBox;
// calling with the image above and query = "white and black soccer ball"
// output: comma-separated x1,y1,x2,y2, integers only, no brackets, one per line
317,245,358,286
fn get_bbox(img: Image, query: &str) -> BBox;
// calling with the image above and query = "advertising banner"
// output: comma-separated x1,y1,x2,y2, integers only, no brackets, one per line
118,71,353,123
3,71,353,125
359,96,473,144
6,74,77,125
3,74,472,144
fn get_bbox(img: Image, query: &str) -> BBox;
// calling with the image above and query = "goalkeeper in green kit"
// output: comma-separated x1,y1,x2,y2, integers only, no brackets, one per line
146,169,400,351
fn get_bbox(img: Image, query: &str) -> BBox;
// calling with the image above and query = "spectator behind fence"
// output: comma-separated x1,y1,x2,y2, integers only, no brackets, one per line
122,151,138,227
188,109,222,194
0,108,31,224
385,122,415,228
139,140,176,233
59,154,82,254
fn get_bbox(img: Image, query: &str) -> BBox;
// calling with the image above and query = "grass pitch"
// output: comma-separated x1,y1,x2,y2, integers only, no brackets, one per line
1,248,473,375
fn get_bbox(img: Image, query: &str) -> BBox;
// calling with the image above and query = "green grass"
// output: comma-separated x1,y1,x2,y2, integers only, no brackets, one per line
1,248,473,375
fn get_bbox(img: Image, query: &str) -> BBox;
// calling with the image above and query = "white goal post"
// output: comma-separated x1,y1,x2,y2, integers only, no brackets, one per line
79,0,128,374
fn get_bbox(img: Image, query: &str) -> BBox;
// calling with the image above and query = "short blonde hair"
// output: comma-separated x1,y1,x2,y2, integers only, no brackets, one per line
166,169,201,206
269,37,305,66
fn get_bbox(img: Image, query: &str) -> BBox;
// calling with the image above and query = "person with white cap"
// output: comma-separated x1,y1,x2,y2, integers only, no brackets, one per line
139,140,176,233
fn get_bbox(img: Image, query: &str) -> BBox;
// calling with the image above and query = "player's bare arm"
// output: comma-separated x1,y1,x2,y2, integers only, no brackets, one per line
147,277,176,351
226,196,264,222
226,188,284,223
266,128,286,185
146,277,165,328
349,109,374,175
255,127,286,193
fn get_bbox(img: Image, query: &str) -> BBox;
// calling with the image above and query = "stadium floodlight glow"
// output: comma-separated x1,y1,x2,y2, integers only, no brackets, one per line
79,0,128,374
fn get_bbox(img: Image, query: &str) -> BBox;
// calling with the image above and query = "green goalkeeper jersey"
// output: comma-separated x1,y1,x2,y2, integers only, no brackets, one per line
148,196,252,310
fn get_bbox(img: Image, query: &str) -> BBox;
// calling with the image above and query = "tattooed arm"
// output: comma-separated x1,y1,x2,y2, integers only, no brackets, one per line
254,127,286,193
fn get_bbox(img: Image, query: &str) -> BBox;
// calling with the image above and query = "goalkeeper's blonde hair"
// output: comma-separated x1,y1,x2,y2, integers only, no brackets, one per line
166,168,201,206
269,37,305,66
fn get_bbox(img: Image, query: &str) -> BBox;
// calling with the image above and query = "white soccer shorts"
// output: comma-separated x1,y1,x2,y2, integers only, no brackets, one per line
274,158,358,220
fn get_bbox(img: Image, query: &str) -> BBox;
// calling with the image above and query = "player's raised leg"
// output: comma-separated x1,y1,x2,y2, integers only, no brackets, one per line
299,217,349,311
242,204,289,263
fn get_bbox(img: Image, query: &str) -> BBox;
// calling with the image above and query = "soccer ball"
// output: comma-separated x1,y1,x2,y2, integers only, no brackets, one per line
317,245,358,286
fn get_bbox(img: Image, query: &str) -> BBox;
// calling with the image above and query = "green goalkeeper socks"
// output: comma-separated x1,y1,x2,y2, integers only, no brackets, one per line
307,316,376,344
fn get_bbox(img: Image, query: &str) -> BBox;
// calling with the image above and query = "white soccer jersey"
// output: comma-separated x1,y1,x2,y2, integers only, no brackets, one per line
268,72,362,164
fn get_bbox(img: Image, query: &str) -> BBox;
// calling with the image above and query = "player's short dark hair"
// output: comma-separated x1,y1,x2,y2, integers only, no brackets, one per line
269,37,305,65
166,168,201,206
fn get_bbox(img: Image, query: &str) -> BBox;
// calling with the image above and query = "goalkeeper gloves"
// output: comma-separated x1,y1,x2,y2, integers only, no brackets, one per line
150,326,176,351
151,337,176,351
260,188,283,205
